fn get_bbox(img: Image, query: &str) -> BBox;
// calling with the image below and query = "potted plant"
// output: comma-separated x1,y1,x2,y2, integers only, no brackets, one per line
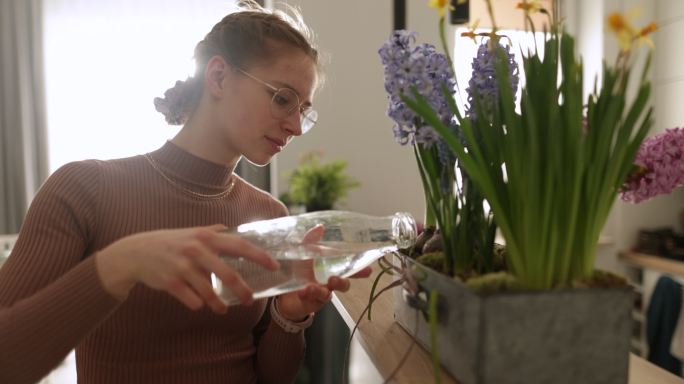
281,151,360,384
282,151,360,213
376,1,667,383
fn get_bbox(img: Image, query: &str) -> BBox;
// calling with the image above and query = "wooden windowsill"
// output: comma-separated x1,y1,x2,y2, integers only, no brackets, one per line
619,252,684,278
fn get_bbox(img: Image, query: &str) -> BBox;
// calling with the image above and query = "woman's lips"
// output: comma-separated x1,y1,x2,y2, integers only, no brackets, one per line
265,137,285,153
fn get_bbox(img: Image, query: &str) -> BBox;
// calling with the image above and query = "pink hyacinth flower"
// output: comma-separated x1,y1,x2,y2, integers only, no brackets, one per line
621,128,684,203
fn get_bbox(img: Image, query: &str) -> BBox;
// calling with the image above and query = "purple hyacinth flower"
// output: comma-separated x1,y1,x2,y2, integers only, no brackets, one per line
466,41,519,121
379,30,456,147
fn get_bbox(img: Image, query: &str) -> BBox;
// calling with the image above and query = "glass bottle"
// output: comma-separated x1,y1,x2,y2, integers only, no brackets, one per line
212,210,416,305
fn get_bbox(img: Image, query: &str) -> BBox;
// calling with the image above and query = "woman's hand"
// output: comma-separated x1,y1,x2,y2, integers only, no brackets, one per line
275,224,373,321
275,272,371,321
95,224,278,313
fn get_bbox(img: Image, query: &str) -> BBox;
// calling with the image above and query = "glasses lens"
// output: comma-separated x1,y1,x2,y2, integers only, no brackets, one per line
301,109,318,134
270,88,299,119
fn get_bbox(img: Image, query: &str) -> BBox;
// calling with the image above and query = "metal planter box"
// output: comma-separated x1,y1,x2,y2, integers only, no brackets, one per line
393,255,633,384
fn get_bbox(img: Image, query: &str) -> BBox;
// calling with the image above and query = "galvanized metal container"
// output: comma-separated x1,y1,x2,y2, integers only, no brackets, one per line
393,255,633,384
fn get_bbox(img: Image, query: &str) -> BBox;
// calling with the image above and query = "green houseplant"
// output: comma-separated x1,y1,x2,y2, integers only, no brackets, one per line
283,151,360,213
376,1,661,383
283,151,360,384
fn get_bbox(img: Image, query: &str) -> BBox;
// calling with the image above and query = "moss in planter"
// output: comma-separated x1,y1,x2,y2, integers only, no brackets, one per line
409,246,628,294
463,270,629,295
465,272,525,295
573,269,629,289
416,251,450,275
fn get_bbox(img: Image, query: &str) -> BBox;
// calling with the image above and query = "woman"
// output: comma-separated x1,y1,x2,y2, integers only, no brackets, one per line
0,2,365,383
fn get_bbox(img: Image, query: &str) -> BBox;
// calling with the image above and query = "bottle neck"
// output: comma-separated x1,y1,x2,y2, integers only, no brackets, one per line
391,212,417,249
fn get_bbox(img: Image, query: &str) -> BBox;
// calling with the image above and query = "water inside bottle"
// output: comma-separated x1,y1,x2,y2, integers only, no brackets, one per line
212,211,416,305
212,242,396,305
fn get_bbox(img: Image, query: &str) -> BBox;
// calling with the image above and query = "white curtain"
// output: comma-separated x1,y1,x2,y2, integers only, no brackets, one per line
0,0,50,234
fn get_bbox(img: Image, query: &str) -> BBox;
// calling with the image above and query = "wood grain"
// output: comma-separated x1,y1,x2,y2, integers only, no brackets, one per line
620,252,684,278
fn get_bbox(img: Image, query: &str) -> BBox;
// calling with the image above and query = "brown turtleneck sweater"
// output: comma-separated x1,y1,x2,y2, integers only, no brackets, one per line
0,141,305,384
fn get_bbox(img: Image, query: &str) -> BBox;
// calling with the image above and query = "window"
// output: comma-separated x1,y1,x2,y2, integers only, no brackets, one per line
452,27,548,112
43,0,236,172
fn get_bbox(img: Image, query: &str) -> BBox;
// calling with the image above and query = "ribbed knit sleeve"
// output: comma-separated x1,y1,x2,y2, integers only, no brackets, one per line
0,161,121,384
254,301,306,383
251,200,308,384
1,143,320,383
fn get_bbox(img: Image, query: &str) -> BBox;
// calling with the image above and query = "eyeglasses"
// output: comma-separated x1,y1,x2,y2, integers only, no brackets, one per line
237,68,318,134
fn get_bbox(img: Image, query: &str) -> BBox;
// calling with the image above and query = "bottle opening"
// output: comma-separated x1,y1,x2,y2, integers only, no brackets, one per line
392,212,417,249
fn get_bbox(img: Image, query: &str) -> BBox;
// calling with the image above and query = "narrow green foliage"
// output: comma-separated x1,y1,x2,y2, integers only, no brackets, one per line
367,264,393,321
410,126,495,277
403,32,653,289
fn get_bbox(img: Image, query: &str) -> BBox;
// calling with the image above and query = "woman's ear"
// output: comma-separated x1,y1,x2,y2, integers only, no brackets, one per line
204,55,231,98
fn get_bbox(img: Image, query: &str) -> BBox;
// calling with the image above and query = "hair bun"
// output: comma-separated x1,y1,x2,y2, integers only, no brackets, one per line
154,78,198,125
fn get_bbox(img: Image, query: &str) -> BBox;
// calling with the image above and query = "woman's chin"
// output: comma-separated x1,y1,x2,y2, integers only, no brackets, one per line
242,154,273,167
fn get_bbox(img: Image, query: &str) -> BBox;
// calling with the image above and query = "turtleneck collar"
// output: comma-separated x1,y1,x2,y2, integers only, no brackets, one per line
147,141,236,191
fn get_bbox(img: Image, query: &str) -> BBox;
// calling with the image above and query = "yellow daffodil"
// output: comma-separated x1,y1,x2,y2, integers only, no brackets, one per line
428,0,449,17
428,0,466,18
460,19,480,42
607,12,636,52
607,11,657,52
516,0,543,15
636,22,658,48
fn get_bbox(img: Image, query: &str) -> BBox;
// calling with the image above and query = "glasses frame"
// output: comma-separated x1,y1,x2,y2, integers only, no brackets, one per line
237,68,317,134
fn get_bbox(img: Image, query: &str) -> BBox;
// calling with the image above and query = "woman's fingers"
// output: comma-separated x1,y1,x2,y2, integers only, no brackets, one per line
349,266,373,279
164,241,235,311
102,224,281,312
199,230,279,271
327,276,350,292
181,264,229,313
204,224,228,232
165,277,204,311
298,284,331,305
301,224,325,244
187,240,255,306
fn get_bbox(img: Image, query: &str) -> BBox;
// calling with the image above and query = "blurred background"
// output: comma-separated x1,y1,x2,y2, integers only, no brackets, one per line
3,0,684,382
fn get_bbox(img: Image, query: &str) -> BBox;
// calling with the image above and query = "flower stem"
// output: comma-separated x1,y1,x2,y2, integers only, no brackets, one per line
484,0,498,32
438,16,454,71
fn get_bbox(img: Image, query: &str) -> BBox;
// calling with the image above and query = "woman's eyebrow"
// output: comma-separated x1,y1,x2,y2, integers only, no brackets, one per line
271,80,313,108
272,80,306,98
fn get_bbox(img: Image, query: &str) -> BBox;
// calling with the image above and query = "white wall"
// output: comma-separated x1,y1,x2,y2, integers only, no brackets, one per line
275,1,447,222
610,0,684,268
566,0,684,273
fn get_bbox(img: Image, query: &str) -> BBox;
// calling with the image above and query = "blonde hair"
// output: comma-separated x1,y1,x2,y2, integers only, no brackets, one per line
154,1,319,125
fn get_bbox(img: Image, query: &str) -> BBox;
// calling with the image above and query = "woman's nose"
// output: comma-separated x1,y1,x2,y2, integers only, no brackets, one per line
281,111,303,136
